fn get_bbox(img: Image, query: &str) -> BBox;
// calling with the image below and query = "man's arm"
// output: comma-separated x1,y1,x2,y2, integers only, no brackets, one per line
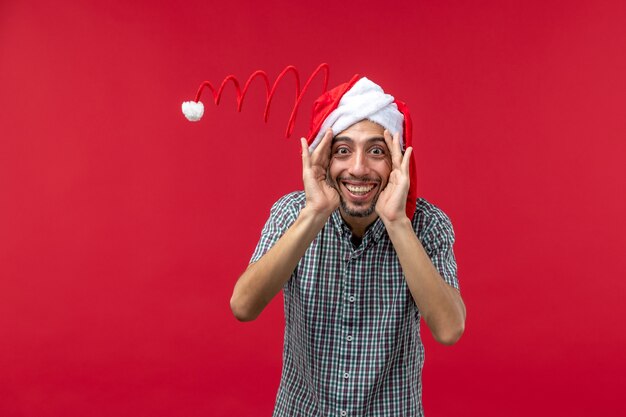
230,206,328,321
376,130,466,345
230,130,339,321
384,218,466,345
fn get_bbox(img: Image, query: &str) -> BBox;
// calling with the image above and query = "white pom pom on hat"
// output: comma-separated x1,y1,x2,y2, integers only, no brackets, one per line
182,101,204,122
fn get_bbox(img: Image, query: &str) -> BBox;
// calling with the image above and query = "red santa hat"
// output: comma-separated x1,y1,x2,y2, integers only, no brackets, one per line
182,65,417,218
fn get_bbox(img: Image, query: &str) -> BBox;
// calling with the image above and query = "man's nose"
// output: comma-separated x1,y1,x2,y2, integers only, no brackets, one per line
348,151,369,177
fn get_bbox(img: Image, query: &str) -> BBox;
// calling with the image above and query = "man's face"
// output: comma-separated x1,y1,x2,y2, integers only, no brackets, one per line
328,120,392,222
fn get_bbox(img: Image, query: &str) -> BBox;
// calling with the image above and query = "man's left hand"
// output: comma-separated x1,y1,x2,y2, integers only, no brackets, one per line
375,130,413,224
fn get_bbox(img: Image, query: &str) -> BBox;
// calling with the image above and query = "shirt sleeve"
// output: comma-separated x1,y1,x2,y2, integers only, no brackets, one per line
249,192,303,264
414,200,460,290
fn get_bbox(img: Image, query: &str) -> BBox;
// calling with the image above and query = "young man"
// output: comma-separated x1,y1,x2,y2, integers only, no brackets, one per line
230,77,466,417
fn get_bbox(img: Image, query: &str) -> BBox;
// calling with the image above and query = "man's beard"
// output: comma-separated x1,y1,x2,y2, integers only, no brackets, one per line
339,197,378,218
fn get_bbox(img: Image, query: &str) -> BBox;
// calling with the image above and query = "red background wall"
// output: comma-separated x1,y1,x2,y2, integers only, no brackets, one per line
1,0,625,416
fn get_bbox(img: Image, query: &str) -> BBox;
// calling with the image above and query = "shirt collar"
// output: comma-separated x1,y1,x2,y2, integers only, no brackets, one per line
330,210,387,248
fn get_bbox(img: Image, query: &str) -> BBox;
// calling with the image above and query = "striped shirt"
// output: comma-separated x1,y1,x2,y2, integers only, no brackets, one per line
250,191,459,417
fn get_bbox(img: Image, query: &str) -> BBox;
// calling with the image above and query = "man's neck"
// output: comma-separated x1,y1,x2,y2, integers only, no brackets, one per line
339,210,379,239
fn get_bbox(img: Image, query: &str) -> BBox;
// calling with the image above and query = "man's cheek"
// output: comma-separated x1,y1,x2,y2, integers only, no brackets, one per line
384,157,392,171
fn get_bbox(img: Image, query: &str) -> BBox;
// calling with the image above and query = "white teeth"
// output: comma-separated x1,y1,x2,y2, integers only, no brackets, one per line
345,184,375,194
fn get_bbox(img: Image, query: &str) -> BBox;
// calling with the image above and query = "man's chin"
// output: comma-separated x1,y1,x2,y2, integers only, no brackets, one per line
339,199,377,218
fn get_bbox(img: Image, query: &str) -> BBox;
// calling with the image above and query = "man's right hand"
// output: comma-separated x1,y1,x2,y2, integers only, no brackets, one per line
300,129,340,218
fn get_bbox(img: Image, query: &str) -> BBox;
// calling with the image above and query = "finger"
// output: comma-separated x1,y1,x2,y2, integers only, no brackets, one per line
401,146,413,174
311,128,333,166
394,131,404,161
384,130,402,169
301,137,311,168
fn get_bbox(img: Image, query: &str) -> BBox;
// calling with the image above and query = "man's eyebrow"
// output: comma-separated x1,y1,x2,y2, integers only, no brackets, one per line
332,136,386,145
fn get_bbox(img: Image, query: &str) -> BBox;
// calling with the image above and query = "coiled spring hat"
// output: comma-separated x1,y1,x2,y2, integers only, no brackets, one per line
182,64,417,218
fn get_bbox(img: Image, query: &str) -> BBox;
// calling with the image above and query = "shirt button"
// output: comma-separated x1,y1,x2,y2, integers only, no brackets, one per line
346,335,353,341
348,296,355,302
343,372,350,379
341,411,347,416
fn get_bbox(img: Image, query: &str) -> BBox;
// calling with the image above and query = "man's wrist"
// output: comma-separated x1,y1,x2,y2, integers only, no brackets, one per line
381,215,413,236
299,205,333,230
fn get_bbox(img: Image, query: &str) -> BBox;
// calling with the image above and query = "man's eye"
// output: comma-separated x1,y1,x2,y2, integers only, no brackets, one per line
370,147,385,155
335,147,350,155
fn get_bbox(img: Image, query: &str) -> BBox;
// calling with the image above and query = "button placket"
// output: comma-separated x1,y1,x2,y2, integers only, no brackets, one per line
337,244,353,412
340,246,357,414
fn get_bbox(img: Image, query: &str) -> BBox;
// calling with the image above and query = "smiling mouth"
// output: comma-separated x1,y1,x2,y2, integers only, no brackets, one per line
342,182,377,195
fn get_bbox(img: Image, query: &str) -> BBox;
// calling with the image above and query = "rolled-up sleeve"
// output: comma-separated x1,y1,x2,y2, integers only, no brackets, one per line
414,200,460,290
249,192,303,264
